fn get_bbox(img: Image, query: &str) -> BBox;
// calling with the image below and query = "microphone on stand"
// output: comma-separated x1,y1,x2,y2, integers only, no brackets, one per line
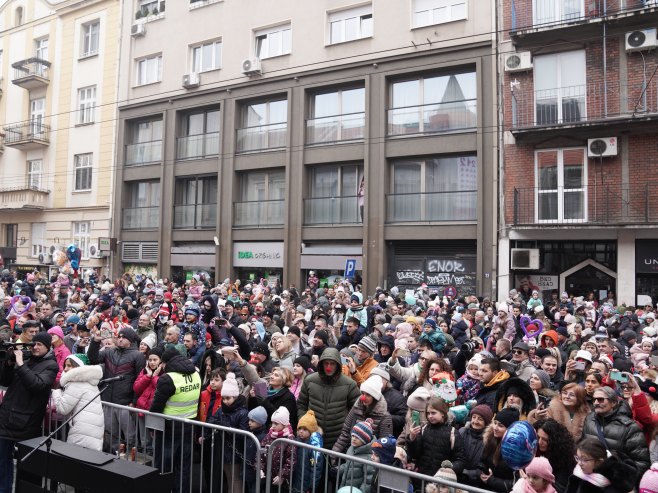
99,375,126,384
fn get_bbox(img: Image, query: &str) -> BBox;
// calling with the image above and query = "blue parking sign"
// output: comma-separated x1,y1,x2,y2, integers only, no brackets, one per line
344,259,356,278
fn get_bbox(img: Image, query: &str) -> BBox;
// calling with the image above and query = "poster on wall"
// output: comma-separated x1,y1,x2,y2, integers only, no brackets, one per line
514,274,558,301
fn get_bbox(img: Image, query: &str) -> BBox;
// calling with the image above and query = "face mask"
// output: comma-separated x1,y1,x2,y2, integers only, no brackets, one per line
159,316,168,323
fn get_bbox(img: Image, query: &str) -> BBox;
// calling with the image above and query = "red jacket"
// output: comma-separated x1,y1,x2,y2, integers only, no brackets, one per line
198,388,222,423
133,370,159,411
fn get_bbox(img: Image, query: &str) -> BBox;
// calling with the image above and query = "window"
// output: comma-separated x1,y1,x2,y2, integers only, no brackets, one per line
308,87,365,143
74,154,93,191
191,39,222,73
534,0,583,25
413,0,467,28
78,86,96,124
389,156,477,222
174,176,218,228
306,164,363,224
126,119,163,165
177,109,220,159
124,181,160,229
535,148,587,223
234,170,285,227
72,222,91,259
388,71,477,135
15,7,23,27
5,224,17,248
255,24,291,59
136,54,162,86
329,5,372,44
237,99,287,152
81,21,100,57
139,0,164,16
31,223,46,257
534,51,586,125
35,37,48,61
27,160,42,189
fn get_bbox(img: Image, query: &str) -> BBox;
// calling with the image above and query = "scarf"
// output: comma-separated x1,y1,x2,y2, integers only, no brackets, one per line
268,425,293,439
485,370,510,388
572,464,611,488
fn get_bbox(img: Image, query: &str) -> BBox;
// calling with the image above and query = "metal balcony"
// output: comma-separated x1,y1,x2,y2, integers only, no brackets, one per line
385,191,477,223
306,113,365,145
11,58,50,90
3,122,50,150
233,199,284,227
176,132,219,160
303,196,362,225
0,187,50,210
236,123,287,153
387,100,477,136
173,203,216,229
122,207,160,229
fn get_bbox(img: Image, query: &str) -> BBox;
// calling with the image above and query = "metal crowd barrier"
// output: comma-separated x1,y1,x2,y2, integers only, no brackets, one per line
264,437,495,493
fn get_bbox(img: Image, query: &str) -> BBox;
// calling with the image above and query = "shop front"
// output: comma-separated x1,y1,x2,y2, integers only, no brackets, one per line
636,240,658,304
170,244,216,285
300,242,363,288
233,241,284,288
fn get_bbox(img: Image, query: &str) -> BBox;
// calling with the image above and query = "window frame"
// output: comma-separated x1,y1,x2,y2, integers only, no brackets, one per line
412,0,467,28
77,86,97,124
254,23,292,59
135,54,163,86
81,20,100,58
31,222,46,258
74,153,93,192
27,160,42,189
328,4,373,45
72,221,91,260
191,39,222,73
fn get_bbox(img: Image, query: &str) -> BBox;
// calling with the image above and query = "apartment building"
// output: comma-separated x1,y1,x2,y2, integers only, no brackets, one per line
498,0,658,305
114,0,498,295
0,0,118,278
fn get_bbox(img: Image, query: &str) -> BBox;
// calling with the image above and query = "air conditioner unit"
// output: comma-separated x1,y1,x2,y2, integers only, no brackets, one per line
588,137,618,157
504,52,533,72
626,28,657,52
131,24,146,37
88,244,102,259
241,57,262,75
511,248,540,270
38,253,52,265
182,72,200,89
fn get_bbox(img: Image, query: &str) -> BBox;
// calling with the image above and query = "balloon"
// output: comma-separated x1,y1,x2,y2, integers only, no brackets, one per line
66,244,82,277
501,421,538,470
52,250,67,266
520,315,544,338
10,295,32,316
405,294,416,306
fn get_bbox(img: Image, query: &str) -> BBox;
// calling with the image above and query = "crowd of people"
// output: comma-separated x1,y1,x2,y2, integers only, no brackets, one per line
3,270,658,493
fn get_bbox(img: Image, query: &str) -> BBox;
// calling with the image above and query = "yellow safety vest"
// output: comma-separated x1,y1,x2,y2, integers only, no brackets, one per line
163,371,201,418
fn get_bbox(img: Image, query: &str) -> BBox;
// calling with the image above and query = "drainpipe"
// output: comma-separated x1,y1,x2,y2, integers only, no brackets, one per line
603,1,608,116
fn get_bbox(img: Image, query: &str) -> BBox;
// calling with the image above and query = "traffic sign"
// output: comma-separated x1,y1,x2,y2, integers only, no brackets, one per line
444,286,457,298
344,258,356,278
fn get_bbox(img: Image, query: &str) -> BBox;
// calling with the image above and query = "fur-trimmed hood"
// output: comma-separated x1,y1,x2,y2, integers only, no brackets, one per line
494,376,537,418
60,364,103,387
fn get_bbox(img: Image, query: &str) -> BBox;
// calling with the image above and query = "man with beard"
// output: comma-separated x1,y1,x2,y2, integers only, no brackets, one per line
297,348,360,450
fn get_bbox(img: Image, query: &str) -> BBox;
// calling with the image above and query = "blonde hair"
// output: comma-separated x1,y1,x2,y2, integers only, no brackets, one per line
272,367,294,388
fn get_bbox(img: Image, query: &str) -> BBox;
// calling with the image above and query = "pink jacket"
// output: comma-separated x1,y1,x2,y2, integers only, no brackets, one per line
133,370,160,411
53,343,71,386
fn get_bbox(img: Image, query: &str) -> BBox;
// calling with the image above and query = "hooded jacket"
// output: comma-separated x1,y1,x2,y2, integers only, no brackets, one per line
88,338,146,405
297,348,360,449
564,456,637,493
494,376,537,419
51,364,104,451
475,370,510,411
337,440,375,493
332,394,393,453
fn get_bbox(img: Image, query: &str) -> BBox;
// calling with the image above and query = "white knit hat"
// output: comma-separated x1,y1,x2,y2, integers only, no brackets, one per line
360,375,383,401
271,406,290,426
221,373,240,398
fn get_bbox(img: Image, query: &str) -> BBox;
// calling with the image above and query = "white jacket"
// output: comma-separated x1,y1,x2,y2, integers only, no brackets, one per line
52,364,104,451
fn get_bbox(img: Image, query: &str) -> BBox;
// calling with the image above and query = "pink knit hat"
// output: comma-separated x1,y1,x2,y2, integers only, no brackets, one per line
525,457,555,484
640,463,658,493
47,326,65,341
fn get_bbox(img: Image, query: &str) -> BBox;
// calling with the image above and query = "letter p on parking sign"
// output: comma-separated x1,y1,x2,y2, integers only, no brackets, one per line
344,259,356,279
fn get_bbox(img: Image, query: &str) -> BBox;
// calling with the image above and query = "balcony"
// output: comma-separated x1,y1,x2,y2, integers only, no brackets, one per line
387,100,477,136
0,187,49,210
3,122,50,150
122,206,159,229
306,113,365,145
173,203,216,229
385,191,477,223
11,58,51,90
510,0,658,48
176,132,219,160
236,123,287,153
125,140,162,166
512,185,658,225
304,196,361,225
233,199,284,228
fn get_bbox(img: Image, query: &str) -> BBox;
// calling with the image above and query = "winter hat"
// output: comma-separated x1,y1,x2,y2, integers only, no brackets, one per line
47,326,65,341
407,387,431,411
358,336,377,355
640,463,658,493
297,410,319,432
293,355,311,373
66,353,89,367
351,418,374,444
161,348,180,363
469,404,493,426
525,457,555,484
575,349,593,363
271,406,290,427
423,318,437,330
435,460,458,483
370,364,391,382
33,332,52,350
531,369,551,390
142,333,157,350
371,436,397,465
360,375,383,401
314,330,329,345
184,304,200,318
253,342,270,358
66,315,81,326
221,373,240,398
248,406,268,426
158,305,171,317
494,408,520,428
118,327,140,344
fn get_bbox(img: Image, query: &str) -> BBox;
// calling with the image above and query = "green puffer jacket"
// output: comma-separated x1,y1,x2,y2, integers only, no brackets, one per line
297,348,360,449
337,441,375,493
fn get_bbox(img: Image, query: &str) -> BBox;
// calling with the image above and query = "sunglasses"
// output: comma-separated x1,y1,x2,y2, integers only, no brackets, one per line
513,350,526,355
592,397,608,403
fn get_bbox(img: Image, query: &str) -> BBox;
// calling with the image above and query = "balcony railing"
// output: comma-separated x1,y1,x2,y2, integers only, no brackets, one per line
512,185,658,225
387,100,477,136
306,112,365,145
173,203,217,229
11,58,51,89
303,196,361,225
510,81,658,129
236,123,287,153
125,140,162,166
233,199,284,227
3,122,50,149
385,191,477,223
0,187,50,210
176,132,220,160
123,206,159,229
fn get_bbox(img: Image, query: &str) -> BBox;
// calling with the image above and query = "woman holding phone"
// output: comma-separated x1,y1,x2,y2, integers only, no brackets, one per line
528,382,589,441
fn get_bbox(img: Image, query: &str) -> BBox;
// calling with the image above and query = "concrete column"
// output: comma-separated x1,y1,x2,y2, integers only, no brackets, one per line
219,95,236,278
159,108,175,278
286,86,304,289
617,230,636,306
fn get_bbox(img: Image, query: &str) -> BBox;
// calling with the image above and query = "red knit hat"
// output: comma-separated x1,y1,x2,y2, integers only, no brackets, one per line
158,305,171,317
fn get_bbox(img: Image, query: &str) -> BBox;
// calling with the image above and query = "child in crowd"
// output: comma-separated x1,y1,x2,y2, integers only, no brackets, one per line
261,407,296,489
426,460,466,493
198,367,226,423
512,457,557,493
292,410,324,493
456,355,482,403
245,406,268,493
338,419,375,493
133,346,163,455
370,436,403,493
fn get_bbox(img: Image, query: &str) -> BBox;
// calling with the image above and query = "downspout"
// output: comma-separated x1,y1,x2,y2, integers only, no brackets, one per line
603,0,608,116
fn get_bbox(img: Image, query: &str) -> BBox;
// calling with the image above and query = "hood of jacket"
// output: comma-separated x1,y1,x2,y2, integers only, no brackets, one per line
540,330,559,347
495,376,536,416
165,354,197,374
60,364,103,387
318,347,342,381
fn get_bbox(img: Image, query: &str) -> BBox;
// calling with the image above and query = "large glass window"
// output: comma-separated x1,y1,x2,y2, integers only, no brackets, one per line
305,164,363,224
31,222,46,257
27,160,42,189
535,148,586,223
78,86,96,124
237,99,287,152
136,54,162,86
72,221,90,259
191,39,222,73
74,153,93,191
234,170,285,227
174,176,217,229
329,5,373,44
388,71,477,135
126,119,163,165
534,50,586,125
534,0,584,25
81,21,100,57
124,181,160,229
388,156,477,222
307,87,365,144
177,109,220,159
255,24,291,59
413,0,467,28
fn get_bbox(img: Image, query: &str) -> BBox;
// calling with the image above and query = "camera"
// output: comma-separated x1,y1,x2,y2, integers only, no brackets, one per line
461,340,479,354
0,341,34,362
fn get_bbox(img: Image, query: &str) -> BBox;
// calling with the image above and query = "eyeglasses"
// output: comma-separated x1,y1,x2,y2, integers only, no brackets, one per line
513,350,526,355
574,456,595,463
592,397,608,403
561,392,577,398
116,335,126,339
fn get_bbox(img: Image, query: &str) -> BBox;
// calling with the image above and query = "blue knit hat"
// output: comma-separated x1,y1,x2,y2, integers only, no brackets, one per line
248,406,268,426
372,436,397,465
185,304,200,318
351,419,374,444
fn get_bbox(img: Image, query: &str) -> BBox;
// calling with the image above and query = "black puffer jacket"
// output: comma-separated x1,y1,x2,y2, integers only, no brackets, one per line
382,386,407,437
582,404,650,478
297,348,360,449
0,351,58,440
409,421,466,476
564,456,637,493
458,426,485,484
88,338,146,405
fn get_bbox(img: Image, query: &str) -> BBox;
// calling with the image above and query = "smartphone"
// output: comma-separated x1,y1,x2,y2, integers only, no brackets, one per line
253,381,268,398
397,348,410,358
411,410,421,427
610,370,629,383
573,361,586,371
340,356,349,365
